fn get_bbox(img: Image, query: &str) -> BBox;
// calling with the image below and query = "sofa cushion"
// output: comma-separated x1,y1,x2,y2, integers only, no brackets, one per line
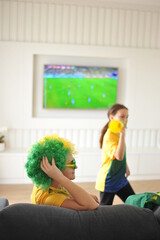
0,203,160,240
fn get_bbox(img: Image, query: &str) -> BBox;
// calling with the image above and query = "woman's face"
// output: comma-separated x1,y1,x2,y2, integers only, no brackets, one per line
110,108,129,125
62,154,77,180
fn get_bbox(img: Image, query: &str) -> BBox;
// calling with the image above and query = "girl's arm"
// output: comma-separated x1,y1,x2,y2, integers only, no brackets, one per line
114,128,126,161
41,157,99,210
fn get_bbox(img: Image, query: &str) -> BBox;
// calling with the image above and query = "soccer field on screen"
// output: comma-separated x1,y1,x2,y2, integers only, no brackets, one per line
43,77,117,109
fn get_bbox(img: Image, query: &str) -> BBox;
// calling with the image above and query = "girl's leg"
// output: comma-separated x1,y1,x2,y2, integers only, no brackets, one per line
100,192,115,205
116,182,135,202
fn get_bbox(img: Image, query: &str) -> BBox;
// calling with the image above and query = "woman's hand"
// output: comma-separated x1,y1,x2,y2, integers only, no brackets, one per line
41,156,99,210
40,156,63,181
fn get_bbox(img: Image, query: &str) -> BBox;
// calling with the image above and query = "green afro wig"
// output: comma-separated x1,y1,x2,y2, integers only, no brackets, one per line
25,134,76,190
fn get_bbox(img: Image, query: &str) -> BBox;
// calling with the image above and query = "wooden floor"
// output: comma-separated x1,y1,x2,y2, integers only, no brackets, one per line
0,180,160,205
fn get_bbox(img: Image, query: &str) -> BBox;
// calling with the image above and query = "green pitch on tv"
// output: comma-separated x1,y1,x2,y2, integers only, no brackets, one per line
43,65,118,109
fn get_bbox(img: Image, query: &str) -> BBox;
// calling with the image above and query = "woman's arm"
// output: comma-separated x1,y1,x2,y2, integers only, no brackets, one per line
41,157,99,210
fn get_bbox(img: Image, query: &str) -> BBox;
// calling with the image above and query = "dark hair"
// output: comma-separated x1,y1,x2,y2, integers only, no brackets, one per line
99,103,128,148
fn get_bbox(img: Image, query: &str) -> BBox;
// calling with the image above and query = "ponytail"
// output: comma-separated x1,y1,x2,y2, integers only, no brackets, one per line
99,122,109,149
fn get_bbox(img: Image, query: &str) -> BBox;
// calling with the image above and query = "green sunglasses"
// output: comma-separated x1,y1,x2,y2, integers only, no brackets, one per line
66,158,76,169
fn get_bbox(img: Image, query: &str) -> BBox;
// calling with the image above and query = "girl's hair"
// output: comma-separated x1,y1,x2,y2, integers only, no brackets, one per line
25,134,76,190
99,103,128,148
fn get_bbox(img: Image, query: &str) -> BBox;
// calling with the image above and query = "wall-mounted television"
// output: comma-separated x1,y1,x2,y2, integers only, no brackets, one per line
43,64,118,109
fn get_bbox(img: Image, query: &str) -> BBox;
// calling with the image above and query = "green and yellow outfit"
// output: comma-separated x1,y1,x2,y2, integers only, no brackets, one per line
95,129,134,205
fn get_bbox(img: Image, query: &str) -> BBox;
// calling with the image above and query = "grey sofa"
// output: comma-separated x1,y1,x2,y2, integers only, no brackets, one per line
0,198,160,240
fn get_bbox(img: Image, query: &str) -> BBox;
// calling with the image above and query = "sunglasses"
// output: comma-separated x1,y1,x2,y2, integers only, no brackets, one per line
66,158,76,169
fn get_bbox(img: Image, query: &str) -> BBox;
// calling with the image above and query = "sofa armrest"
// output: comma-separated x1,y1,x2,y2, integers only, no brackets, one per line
153,206,160,224
0,198,9,211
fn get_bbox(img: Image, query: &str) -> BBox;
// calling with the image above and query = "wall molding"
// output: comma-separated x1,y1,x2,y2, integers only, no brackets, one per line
0,1,160,49
0,127,160,183
4,127,160,150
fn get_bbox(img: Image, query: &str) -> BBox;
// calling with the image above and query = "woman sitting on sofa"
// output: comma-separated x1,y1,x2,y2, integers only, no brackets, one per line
25,134,99,211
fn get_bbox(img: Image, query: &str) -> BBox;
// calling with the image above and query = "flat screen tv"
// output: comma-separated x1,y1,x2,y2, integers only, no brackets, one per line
43,64,118,109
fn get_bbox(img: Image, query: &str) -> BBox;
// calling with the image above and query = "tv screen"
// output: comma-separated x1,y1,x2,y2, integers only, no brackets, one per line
43,65,118,109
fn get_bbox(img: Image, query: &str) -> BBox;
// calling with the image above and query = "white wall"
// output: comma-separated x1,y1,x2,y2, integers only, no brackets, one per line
0,0,160,183
0,42,160,129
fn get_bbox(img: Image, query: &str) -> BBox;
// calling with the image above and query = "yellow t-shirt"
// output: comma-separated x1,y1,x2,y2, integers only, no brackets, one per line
95,129,127,192
31,185,70,207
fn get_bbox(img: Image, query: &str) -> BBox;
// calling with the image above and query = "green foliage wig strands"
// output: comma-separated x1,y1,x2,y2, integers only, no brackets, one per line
25,134,76,190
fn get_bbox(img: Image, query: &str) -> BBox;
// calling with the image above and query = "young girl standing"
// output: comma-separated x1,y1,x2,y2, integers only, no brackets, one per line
95,103,135,205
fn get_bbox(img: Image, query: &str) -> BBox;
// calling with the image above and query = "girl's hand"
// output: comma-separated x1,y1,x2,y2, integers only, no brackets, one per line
40,156,63,181
126,164,130,178
120,122,126,134
90,194,99,203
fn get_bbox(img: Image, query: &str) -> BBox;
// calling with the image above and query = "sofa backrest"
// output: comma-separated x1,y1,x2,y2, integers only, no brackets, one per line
0,203,160,240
